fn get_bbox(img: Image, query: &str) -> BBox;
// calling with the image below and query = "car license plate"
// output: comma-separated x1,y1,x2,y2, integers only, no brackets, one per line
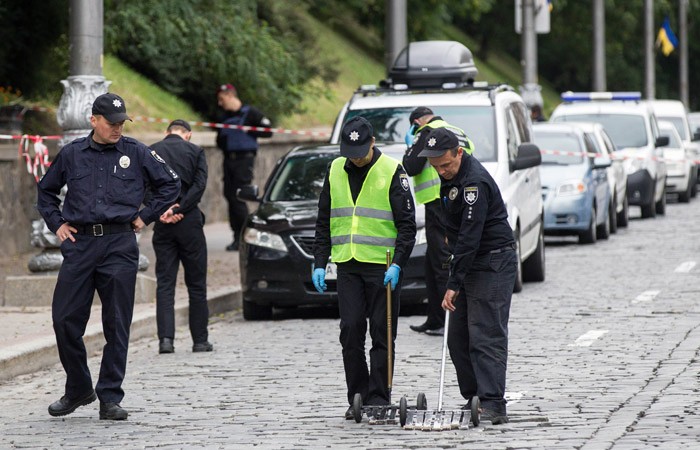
314,262,337,280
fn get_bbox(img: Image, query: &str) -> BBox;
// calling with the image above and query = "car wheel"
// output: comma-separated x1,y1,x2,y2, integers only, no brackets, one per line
617,195,629,227
597,201,611,240
522,219,545,282
679,172,692,203
641,184,656,218
579,206,597,244
691,168,698,197
513,227,523,293
655,185,666,215
608,195,618,234
242,299,273,321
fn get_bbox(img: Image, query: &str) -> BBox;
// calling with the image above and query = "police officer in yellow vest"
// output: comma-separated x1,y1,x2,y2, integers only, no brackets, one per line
313,116,416,419
403,107,473,336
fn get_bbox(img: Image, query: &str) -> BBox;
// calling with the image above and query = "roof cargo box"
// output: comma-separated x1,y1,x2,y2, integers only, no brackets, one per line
388,41,478,89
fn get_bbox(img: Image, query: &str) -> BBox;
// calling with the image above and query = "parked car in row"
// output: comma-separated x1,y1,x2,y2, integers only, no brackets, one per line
533,123,613,244
236,143,428,320
550,92,668,219
658,120,695,203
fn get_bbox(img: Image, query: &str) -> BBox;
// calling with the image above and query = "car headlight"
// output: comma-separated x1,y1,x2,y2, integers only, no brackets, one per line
415,227,427,245
242,228,288,252
557,180,586,196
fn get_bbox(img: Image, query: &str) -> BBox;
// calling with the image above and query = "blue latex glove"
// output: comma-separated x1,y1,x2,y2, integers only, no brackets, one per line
312,267,327,293
383,264,401,291
404,124,417,146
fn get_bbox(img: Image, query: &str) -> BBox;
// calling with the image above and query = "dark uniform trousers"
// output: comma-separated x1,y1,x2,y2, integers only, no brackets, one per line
153,209,208,343
447,248,517,414
424,200,450,328
223,152,255,240
52,231,138,404
337,261,401,406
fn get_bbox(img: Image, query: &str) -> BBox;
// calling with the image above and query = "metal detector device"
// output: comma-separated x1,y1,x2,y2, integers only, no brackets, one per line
403,309,480,431
351,250,428,426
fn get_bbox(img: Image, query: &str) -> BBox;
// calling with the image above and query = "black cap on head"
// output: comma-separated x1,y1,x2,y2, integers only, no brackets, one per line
339,116,374,158
417,127,460,158
92,93,132,123
168,119,191,131
409,106,433,124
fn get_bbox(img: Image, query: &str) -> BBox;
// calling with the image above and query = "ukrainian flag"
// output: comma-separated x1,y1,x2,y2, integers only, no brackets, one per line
656,16,679,57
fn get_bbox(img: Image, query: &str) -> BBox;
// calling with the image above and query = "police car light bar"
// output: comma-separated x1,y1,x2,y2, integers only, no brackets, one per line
561,91,642,102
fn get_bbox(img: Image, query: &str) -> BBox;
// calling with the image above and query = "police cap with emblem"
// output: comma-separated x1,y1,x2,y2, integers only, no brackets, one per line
339,116,374,158
92,93,132,123
417,127,460,158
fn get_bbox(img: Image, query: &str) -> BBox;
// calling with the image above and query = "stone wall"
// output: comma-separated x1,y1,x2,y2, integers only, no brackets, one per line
0,130,329,257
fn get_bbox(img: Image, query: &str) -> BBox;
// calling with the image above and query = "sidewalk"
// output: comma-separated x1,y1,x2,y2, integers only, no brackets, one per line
0,221,242,382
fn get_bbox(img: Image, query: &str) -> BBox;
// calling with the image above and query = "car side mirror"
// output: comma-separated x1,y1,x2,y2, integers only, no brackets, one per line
593,156,612,169
655,136,669,147
511,143,542,171
236,185,261,202
693,130,700,142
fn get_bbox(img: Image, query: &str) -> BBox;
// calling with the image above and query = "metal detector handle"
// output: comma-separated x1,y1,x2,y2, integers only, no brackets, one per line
437,309,450,412
386,249,393,391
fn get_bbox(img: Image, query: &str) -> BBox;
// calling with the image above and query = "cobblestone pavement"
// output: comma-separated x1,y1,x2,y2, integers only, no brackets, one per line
2,198,700,449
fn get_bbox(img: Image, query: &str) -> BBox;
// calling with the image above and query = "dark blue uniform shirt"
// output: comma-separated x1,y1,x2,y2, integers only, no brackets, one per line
37,133,181,233
441,152,514,291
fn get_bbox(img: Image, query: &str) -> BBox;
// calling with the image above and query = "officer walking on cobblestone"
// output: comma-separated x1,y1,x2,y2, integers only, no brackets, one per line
150,119,212,354
36,93,180,421
418,126,516,425
312,116,416,418
403,107,472,337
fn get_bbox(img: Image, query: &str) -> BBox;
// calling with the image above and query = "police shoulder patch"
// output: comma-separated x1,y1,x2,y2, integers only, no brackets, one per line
399,173,410,192
464,186,478,205
150,150,166,164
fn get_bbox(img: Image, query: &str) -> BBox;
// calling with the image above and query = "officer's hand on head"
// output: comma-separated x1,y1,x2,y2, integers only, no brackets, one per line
404,124,417,147
312,267,327,293
383,264,401,291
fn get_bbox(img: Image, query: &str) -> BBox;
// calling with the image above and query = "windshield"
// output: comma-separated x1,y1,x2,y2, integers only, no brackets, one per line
658,116,687,140
268,154,336,202
533,131,585,165
344,105,497,162
553,113,647,149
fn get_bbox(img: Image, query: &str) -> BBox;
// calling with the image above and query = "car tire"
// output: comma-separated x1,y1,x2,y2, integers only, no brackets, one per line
597,204,610,240
617,195,629,227
655,184,666,215
243,300,273,321
513,227,523,293
608,195,618,234
579,206,597,244
641,184,656,219
522,219,545,283
691,167,698,197
679,172,692,203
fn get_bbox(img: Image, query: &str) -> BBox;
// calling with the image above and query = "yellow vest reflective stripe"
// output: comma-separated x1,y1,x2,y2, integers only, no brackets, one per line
412,120,475,204
329,154,399,264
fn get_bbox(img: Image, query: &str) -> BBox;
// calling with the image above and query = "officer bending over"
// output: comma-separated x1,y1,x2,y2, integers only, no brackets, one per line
418,127,516,425
312,116,416,419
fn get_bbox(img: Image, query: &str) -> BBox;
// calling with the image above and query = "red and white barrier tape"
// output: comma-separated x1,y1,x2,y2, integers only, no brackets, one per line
17,135,52,182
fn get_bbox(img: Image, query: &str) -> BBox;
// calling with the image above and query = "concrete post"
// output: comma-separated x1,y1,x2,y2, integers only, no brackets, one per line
679,0,689,108
592,0,606,92
644,0,655,100
519,0,542,108
385,0,407,73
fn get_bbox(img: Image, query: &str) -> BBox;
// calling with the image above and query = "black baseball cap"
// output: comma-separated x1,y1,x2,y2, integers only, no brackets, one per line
339,116,374,158
409,106,433,124
417,127,460,158
92,93,132,123
168,119,191,131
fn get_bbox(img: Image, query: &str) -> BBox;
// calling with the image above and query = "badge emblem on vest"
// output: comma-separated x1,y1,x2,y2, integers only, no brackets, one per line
464,186,478,205
119,155,130,169
150,150,166,164
448,187,459,200
399,174,410,191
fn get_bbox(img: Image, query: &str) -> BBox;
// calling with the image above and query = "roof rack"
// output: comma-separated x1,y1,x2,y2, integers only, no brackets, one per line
352,81,514,100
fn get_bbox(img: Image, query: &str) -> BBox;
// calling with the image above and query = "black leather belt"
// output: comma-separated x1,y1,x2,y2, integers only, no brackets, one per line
73,223,133,237
226,151,256,160
489,243,517,254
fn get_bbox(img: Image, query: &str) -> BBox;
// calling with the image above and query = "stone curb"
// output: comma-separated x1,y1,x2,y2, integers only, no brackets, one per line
0,287,241,383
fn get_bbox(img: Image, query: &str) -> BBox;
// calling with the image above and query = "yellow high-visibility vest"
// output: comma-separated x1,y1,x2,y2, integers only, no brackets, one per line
329,154,399,264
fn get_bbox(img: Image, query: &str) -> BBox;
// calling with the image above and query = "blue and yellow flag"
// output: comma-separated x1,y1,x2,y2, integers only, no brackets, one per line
656,16,679,57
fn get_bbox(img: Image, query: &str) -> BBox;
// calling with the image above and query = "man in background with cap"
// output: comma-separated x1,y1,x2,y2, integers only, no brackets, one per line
37,93,180,420
150,119,212,355
418,126,516,425
215,83,273,251
312,116,416,418
403,107,473,337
